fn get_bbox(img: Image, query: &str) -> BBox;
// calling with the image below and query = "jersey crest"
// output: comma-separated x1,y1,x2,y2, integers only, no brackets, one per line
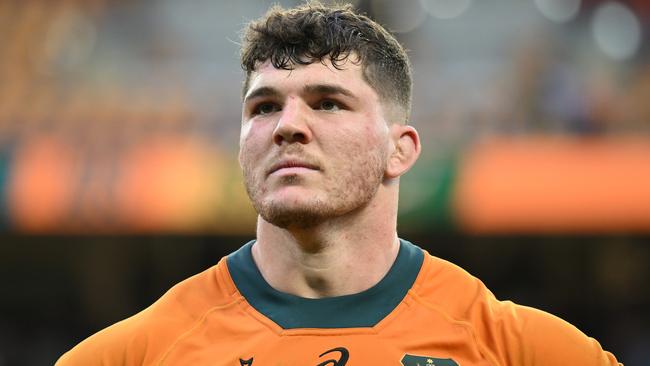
401,354,459,366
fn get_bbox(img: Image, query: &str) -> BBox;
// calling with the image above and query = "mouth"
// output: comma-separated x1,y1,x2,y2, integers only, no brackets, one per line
268,159,320,176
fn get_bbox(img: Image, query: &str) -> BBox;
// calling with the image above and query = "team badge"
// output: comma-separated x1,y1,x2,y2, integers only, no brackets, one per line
401,354,459,366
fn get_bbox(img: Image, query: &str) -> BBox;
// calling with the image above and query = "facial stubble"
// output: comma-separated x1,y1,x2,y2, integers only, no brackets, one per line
241,145,388,230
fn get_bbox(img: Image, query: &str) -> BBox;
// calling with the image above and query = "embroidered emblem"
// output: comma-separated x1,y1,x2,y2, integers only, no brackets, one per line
401,354,459,366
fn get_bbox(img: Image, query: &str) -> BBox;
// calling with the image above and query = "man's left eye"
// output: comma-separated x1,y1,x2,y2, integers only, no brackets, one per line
318,100,341,111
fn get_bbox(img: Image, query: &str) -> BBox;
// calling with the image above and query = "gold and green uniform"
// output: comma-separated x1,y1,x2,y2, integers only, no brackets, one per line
57,239,621,365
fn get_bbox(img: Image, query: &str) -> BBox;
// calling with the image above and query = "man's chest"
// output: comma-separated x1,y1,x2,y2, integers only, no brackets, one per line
157,318,492,366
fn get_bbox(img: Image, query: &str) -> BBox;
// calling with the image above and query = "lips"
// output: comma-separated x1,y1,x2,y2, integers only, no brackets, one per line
268,159,320,176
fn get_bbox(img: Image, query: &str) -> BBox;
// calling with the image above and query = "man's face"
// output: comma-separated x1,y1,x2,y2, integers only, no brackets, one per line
239,59,391,229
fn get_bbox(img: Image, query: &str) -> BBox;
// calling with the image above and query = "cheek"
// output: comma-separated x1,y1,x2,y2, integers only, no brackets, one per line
327,125,386,165
239,122,250,144
356,122,388,151
239,121,259,149
240,122,270,160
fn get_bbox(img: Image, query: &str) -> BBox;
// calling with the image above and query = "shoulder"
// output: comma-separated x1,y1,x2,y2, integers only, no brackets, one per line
408,252,486,321
56,258,241,366
410,251,621,366
502,304,621,365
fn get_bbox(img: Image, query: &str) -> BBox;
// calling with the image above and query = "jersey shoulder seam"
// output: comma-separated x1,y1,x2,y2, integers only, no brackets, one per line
408,291,503,366
155,296,245,365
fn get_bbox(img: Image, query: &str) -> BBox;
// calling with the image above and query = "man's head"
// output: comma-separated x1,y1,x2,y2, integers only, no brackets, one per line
240,1,412,123
238,2,420,230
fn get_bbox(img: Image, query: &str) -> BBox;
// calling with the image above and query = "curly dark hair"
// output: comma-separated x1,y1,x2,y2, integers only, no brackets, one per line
240,1,412,122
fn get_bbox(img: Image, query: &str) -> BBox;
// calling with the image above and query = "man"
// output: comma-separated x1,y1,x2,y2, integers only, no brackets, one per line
58,2,621,365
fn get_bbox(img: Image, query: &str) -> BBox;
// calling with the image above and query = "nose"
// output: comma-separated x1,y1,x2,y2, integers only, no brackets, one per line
273,99,312,145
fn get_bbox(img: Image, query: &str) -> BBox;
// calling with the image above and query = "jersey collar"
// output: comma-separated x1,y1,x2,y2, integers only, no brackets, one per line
227,238,423,329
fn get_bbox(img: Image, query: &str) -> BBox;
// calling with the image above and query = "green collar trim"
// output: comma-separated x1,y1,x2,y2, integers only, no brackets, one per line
227,238,423,329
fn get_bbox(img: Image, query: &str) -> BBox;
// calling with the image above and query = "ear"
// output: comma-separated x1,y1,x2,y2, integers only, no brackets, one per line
385,124,421,179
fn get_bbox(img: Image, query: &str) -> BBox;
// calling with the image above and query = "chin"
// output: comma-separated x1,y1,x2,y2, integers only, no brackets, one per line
257,198,331,229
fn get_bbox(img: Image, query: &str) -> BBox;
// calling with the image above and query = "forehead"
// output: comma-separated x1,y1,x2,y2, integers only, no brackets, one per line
244,59,375,99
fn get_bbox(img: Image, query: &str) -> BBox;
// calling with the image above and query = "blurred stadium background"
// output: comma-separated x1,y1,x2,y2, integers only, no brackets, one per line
0,0,649,364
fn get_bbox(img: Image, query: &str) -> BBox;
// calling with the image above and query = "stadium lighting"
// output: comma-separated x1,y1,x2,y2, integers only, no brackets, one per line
370,0,427,33
534,0,581,23
419,0,472,20
592,1,642,61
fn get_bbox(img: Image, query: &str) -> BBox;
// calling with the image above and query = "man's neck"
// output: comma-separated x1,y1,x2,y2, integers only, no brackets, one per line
251,202,400,298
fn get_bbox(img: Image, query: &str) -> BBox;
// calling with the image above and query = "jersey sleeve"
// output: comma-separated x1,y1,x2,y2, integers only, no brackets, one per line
489,300,622,366
417,254,622,366
55,297,206,366
56,259,238,366
56,313,150,366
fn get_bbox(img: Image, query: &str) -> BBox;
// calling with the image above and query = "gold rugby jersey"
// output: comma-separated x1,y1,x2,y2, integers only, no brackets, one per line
57,239,621,365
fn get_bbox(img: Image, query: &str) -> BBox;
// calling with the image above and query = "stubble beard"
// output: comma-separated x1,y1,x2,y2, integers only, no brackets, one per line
242,147,387,230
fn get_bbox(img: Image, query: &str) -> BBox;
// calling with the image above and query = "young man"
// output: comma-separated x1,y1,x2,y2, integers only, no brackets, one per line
58,2,621,365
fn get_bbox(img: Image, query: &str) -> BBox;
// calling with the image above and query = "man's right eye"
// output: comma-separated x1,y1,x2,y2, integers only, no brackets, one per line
254,103,280,115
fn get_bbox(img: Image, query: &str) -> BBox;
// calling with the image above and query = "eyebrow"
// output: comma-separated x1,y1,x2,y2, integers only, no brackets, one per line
243,83,358,104
243,86,280,104
303,84,358,100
